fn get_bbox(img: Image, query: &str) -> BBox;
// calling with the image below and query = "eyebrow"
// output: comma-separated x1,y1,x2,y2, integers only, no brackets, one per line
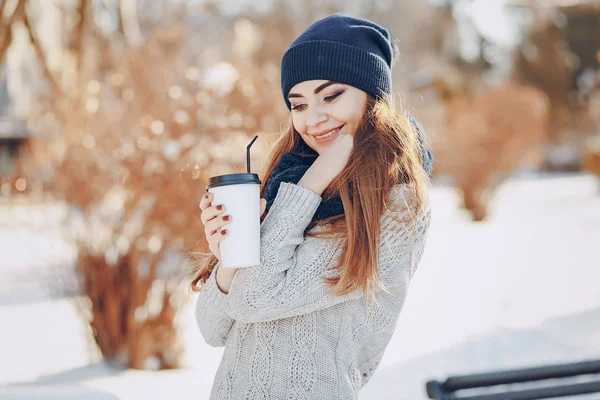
288,81,337,99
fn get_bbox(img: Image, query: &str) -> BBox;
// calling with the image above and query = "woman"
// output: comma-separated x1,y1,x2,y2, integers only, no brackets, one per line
191,13,433,399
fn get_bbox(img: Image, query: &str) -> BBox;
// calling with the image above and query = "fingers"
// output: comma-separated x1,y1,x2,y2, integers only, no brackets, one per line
208,228,228,261
200,192,226,225
199,192,213,211
208,224,228,245
200,192,229,261
201,203,225,225
204,213,231,235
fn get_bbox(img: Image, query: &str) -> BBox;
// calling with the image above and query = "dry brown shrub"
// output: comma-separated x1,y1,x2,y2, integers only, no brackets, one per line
432,83,551,221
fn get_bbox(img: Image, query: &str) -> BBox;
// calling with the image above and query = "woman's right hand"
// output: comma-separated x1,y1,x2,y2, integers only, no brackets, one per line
199,192,230,261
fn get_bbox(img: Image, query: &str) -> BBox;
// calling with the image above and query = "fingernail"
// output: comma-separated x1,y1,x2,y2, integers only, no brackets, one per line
216,205,223,211
222,215,230,221
221,229,227,235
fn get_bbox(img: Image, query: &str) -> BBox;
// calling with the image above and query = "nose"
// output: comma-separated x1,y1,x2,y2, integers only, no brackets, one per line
305,104,328,128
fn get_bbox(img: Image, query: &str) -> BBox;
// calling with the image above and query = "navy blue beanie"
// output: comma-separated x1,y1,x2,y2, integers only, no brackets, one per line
281,13,394,110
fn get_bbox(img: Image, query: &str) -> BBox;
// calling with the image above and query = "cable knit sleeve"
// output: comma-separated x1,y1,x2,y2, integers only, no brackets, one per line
225,182,431,323
195,263,234,347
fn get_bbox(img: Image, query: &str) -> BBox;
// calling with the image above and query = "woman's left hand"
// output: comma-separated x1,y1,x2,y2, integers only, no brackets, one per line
317,132,354,177
298,132,354,195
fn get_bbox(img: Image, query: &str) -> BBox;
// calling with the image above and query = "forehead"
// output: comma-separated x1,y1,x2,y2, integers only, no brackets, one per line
289,80,343,94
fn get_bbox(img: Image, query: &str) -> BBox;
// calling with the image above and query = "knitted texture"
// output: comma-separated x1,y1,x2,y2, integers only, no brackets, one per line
281,13,394,110
196,182,431,399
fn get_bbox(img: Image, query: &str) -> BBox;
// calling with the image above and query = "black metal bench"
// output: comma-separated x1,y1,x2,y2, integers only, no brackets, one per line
426,359,600,400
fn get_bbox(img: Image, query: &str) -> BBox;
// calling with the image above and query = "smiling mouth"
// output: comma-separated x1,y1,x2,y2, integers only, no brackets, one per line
314,126,343,140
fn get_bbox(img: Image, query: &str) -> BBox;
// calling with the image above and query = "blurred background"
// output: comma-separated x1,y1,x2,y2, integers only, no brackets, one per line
0,0,599,399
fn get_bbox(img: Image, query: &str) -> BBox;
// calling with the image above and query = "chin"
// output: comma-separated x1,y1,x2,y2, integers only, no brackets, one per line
312,143,328,155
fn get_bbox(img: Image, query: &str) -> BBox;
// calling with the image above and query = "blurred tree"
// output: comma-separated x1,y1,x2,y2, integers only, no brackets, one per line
410,1,552,221
4,0,431,371
4,2,591,371
511,0,600,170
0,0,298,369
435,82,549,221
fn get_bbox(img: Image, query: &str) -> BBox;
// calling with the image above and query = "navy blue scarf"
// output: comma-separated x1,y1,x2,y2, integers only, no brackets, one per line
263,114,433,223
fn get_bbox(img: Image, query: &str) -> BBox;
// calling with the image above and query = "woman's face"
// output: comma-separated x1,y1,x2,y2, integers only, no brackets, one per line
288,80,368,154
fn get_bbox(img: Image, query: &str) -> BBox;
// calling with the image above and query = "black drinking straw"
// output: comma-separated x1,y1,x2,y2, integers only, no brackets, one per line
246,135,258,173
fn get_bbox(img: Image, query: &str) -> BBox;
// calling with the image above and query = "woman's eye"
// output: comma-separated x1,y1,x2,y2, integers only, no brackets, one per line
324,91,344,102
292,104,307,111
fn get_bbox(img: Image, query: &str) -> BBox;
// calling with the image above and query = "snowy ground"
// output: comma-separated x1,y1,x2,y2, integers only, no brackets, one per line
1,172,599,399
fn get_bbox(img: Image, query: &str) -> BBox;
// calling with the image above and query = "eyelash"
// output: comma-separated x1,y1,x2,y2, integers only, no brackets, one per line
291,90,345,111
325,90,344,102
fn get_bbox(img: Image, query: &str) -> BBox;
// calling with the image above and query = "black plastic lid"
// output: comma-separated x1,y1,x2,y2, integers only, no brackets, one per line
207,173,262,189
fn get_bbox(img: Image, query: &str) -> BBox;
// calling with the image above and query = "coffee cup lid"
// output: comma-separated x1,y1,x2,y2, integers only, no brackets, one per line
207,173,261,189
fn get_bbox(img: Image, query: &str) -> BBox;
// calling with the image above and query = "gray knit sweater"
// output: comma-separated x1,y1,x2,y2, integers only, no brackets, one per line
196,182,431,399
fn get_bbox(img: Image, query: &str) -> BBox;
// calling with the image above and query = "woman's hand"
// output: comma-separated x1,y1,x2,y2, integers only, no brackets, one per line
200,193,266,294
298,132,354,195
199,192,229,261
199,193,267,261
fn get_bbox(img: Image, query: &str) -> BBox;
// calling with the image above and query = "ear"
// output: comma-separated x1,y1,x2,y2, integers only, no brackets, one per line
260,198,267,217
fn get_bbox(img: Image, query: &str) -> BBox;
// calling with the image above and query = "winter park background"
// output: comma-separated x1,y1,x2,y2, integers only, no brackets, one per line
1,0,600,399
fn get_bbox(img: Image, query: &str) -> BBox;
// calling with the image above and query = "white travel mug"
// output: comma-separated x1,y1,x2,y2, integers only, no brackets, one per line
207,172,262,268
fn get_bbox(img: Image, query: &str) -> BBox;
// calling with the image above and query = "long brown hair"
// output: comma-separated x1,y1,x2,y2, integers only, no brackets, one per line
190,95,429,297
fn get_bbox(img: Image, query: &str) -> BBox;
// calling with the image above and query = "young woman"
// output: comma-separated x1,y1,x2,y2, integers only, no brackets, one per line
191,13,433,399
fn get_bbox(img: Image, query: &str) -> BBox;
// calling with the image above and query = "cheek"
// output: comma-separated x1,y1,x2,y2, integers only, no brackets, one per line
335,97,365,127
336,109,363,133
291,115,306,135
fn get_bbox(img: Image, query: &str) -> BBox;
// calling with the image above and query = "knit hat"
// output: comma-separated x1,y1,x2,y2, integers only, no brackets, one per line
281,13,394,110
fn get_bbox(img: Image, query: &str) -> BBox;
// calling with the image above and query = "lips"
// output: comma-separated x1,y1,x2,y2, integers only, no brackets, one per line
311,125,344,141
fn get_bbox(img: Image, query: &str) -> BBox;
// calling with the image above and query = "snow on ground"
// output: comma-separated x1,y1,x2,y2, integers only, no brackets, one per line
1,172,599,399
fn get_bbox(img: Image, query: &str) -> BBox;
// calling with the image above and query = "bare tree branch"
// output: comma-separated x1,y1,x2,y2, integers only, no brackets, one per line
0,0,8,22
120,0,143,47
0,21,14,66
21,2,62,95
0,0,27,66
70,0,90,78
